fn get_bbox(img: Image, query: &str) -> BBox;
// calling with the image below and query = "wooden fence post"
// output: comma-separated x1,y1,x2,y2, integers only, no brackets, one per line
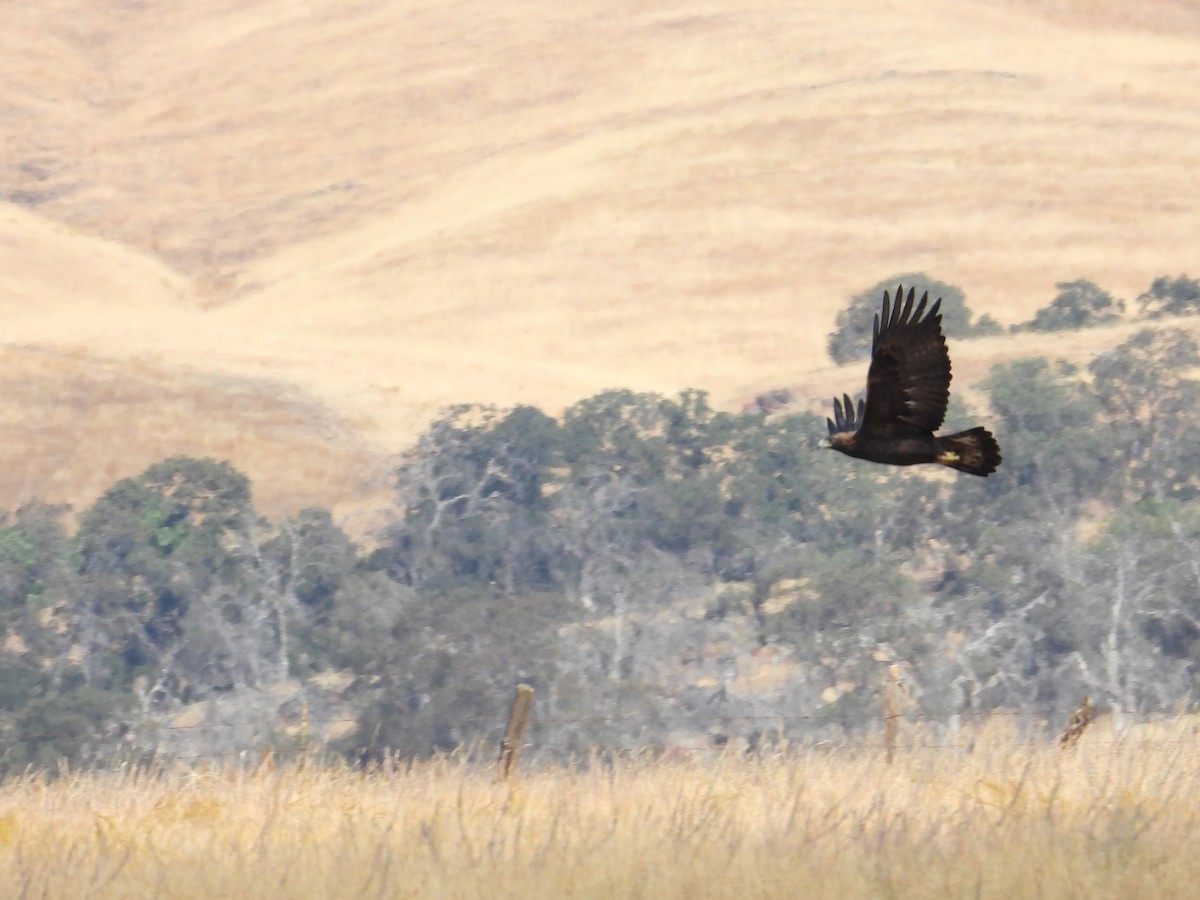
297,699,310,770
882,683,900,764
1059,695,1093,749
497,684,534,781
882,663,908,764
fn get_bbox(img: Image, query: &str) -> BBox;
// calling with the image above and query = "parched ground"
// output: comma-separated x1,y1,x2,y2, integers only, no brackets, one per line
2,0,1199,520
2,719,1200,898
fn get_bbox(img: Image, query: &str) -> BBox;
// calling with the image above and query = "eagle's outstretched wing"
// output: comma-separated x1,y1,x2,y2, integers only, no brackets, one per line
859,286,951,439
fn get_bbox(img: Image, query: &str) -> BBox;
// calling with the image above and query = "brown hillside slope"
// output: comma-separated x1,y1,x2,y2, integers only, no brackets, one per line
2,0,1199,518
0,208,388,520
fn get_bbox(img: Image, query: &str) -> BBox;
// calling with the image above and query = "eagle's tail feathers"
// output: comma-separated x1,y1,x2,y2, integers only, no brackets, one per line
934,427,1002,477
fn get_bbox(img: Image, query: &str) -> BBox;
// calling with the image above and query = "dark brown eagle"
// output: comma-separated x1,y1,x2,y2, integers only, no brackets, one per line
819,285,1001,476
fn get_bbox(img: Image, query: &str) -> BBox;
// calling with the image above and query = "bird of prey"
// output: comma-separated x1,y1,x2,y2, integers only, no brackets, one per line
820,285,1001,476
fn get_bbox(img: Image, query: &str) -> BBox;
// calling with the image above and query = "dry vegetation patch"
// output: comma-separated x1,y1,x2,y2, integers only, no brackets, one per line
1,721,1198,898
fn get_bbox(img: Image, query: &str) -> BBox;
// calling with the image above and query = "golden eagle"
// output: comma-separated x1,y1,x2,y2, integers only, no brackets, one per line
819,286,1001,476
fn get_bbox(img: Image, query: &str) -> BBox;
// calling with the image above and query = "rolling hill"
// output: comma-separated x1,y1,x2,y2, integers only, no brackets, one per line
2,0,1199,522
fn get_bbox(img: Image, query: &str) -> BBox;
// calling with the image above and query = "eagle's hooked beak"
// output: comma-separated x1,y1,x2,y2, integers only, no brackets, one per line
818,437,832,449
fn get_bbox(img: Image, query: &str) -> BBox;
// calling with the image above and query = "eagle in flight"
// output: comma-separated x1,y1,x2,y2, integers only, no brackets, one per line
820,285,1002,476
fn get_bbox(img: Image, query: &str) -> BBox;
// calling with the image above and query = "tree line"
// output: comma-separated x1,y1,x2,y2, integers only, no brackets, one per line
1,273,1200,770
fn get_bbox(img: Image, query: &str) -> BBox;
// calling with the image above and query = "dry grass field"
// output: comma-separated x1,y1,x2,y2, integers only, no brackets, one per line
0,716,1197,898
2,0,1200,521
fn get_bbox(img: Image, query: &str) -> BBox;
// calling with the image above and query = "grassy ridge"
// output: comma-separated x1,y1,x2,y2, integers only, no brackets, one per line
5,1,1200,521
1,716,1198,898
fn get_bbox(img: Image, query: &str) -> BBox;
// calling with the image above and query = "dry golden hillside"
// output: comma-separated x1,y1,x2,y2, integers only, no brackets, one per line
2,0,1199,519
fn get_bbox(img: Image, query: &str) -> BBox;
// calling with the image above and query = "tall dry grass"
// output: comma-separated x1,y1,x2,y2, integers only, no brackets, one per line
1,716,1198,898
